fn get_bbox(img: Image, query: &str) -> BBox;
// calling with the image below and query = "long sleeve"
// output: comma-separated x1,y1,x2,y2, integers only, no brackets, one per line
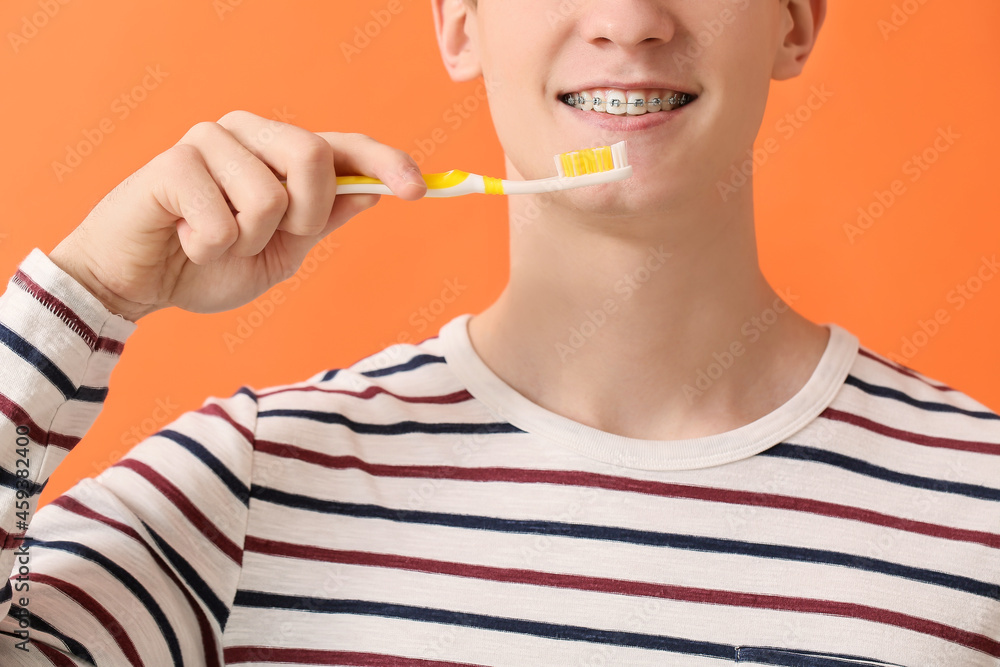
0,249,260,666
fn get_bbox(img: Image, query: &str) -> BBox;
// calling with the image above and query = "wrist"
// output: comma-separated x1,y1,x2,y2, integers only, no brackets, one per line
48,242,155,323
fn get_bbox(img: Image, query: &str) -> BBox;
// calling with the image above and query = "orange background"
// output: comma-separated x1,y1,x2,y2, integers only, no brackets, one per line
0,0,996,507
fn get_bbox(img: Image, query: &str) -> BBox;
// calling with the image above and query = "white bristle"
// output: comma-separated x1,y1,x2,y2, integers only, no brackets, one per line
612,141,628,168
554,153,566,178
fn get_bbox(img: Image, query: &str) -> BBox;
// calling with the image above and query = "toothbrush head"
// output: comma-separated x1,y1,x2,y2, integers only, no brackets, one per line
554,141,630,178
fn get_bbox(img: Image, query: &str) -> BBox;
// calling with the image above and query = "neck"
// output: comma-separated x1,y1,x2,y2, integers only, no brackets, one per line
467,163,830,441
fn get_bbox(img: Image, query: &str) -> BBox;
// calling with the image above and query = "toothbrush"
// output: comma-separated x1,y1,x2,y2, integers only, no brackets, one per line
277,141,632,197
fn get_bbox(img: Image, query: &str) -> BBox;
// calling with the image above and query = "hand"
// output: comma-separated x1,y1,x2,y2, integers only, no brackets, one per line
48,110,427,322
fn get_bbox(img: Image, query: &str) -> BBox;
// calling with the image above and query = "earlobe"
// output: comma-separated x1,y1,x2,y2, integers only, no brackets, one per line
771,0,826,81
430,0,483,83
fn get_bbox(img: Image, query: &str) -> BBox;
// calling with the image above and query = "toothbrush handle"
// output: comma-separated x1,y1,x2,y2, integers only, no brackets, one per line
276,177,463,196
334,180,395,195
275,177,396,195
500,166,633,194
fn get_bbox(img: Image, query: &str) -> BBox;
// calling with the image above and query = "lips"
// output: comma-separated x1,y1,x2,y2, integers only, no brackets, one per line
560,82,698,98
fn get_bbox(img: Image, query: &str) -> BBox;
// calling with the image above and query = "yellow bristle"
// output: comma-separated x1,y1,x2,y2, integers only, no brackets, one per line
560,145,616,177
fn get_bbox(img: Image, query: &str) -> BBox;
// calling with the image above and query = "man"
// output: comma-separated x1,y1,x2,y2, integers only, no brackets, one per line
2,0,998,664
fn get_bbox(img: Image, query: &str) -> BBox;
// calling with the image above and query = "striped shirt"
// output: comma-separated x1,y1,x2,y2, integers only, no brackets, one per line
1,247,999,666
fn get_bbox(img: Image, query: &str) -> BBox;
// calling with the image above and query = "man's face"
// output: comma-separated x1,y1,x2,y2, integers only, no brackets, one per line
464,0,788,215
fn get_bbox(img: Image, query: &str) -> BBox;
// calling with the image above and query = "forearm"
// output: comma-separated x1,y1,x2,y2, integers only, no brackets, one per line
0,248,137,658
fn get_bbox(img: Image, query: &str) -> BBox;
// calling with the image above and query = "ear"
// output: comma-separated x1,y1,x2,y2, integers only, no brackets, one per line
772,0,827,81
430,0,483,82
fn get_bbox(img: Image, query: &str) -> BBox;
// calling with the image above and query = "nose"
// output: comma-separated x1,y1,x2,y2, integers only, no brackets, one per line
576,0,677,50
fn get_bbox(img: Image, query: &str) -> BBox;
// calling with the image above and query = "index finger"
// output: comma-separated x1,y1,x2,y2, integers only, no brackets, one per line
317,132,427,202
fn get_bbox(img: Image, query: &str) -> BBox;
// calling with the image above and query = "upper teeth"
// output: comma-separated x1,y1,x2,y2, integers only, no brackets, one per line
562,89,694,115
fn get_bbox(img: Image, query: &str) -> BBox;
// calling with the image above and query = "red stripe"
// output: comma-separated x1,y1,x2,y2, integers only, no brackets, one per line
34,643,77,667
244,537,1000,658
224,646,485,666
197,403,255,443
0,392,79,451
51,496,222,667
252,440,1000,550
1,525,25,550
111,459,243,564
13,269,124,355
256,384,474,405
822,407,1000,455
858,348,954,392
30,573,144,667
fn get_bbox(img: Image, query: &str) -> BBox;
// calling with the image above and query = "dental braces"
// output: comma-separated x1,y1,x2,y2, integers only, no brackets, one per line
562,93,693,108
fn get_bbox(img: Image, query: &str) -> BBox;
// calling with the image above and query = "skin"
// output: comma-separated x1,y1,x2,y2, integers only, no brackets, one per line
431,0,831,441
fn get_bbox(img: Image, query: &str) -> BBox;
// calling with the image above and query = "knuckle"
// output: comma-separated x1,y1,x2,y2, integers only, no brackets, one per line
344,131,373,145
297,219,328,236
180,120,224,144
253,184,289,214
158,143,203,175
297,135,334,168
199,221,238,249
216,109,254,124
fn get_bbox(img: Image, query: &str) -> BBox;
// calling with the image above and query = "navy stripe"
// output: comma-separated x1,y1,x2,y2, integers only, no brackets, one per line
0,322,76,398
235,386,258,403
361,354,446,377
322,354,446,382
142,520,230,629
845,375,1000,421
736,646,903,666
0,466,44,496
233,591,734,660
159,429,250,504
75,385,109,403
249,486,1000,601
0,581,10,606
26,538,184,666
256,410,525,436
10,605,95,664
0,323,106,403
762,443,1000,502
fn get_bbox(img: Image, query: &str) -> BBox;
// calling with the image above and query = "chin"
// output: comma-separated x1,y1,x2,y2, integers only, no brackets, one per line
559,181,673,218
